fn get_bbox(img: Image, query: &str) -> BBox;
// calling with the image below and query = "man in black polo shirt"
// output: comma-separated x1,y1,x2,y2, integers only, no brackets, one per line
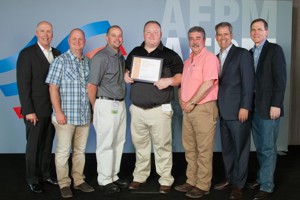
124,20,183,194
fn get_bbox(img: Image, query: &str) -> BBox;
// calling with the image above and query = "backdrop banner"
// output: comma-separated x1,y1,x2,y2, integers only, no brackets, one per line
0,0,292,153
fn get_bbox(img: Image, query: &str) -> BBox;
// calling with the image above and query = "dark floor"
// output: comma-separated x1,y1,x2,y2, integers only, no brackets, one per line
0,146,299,200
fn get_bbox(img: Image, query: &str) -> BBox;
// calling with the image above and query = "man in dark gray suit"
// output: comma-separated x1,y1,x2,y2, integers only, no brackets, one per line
17,21,61,193
213,22,255,200
247,18,287,200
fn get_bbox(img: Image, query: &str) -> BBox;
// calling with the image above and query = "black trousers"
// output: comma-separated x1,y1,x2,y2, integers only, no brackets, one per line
24,116,55,184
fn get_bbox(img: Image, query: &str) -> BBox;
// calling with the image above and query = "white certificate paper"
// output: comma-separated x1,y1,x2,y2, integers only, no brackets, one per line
130,56,163,83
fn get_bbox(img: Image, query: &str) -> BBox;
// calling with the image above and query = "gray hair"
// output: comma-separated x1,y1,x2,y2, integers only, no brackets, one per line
188,26,206,39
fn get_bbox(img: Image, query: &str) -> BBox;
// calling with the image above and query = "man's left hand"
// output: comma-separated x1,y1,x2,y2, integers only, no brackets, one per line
270,106,281,120
154,78,172,90
238,108,249,123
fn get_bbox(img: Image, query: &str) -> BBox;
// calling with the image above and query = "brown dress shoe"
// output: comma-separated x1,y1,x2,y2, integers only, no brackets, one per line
230,187,242,199
60,187,73,198
186,187,209,198
174,182,194,192
246,181,260,189
253,190,271,200
214,180,231,190
74,182,94,192
128,181,142,190
159,185,171,194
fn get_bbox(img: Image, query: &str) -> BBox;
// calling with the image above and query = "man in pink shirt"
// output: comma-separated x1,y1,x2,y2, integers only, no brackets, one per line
175,26,220,198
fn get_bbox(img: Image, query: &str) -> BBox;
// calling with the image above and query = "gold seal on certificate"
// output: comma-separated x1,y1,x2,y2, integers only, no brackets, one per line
130,56,163,83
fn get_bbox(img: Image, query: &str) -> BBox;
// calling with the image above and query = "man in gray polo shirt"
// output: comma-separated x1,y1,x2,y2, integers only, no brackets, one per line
87,25,128,194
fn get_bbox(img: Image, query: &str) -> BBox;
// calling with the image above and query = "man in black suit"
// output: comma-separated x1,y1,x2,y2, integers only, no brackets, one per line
213,22,255,200
16,21,61,193
247,18,286,200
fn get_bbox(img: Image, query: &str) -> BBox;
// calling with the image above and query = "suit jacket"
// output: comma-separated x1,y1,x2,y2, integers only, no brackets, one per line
250,40,287,119
218,44,255,120
17,43,61,118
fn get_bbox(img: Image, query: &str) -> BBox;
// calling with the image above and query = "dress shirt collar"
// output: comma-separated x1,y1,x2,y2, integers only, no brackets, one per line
37,42,52,53
252,39,266,52
220,43,233,55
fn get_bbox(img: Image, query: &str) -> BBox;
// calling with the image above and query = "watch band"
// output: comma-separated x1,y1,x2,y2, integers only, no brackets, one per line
190,101,196,106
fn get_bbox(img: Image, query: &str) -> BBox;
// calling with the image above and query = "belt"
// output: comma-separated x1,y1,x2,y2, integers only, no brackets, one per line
97,96,124,101
134,104,161,110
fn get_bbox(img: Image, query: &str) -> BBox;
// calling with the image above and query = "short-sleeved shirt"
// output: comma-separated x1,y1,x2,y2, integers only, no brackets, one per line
181,47,220,105
45,49,90,125
126,41,183,108
88,44,125,99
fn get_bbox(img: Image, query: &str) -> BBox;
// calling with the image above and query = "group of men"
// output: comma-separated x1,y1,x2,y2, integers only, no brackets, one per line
16,18,286,200
17,22,127,198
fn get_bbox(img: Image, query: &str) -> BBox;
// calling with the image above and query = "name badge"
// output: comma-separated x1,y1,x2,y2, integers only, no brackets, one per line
162,103,172,112
111,101,119,114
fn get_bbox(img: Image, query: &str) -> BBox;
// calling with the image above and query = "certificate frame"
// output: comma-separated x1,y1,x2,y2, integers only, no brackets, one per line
130,56,163,83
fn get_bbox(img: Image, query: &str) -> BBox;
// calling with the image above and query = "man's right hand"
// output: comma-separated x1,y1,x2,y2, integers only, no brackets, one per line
56,112,67,125
124,70,134,83
26,113,38,126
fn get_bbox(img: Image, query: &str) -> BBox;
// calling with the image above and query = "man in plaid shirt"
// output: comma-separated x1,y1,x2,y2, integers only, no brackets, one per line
46,28,94,198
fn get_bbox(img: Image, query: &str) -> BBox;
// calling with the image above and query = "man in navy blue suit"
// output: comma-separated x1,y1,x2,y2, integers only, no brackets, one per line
213,22,255,200
247,18,287,200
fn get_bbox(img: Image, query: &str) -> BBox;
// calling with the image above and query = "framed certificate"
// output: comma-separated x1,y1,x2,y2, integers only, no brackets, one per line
130,56,163,83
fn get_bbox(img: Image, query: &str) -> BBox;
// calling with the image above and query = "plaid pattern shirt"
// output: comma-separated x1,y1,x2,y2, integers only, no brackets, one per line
46,49,90,125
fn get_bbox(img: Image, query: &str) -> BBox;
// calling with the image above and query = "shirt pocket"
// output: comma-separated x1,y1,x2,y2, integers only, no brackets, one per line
190,67,202,83
64,66,78,81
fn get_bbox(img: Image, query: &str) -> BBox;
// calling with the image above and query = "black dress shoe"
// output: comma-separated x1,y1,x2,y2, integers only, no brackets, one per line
100,183,120,194
45,177,58,185
246,181,260,189
253,190,271,200
214,180,231,190
29,183,43,193
114,179,129,189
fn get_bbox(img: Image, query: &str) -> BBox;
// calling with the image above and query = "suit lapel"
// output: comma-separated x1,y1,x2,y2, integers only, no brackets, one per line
256,40,269,73
34,43,49,64
220,44,236,77
34,43,61,64
52,48,61,59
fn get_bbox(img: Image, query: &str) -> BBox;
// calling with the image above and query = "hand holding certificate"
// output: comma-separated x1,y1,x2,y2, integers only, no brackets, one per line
130,56,163,83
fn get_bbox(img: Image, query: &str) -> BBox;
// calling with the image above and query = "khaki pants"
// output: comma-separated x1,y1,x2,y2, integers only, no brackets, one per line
53,122,90,189
130,104,174,186
182,101,218,191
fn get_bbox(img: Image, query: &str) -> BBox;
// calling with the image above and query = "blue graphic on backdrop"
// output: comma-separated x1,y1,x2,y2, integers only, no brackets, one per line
0,21,111,115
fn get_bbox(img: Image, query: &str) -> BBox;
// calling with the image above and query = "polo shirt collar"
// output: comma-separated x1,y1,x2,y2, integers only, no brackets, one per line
105,44,122,57
140,41,164,51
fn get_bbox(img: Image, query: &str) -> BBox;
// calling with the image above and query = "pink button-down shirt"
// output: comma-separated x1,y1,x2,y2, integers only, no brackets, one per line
181,47,220,105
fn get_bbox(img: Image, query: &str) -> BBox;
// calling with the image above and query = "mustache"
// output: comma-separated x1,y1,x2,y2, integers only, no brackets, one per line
191,43,200,47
